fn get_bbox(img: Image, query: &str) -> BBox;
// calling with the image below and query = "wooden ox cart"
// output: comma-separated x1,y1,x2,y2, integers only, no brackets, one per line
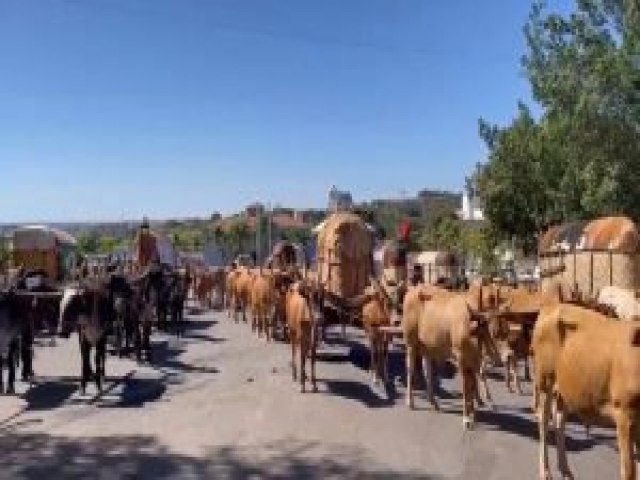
314,212,373,334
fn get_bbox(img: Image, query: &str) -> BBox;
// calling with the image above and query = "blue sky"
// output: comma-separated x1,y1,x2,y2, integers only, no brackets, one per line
0,0,567,222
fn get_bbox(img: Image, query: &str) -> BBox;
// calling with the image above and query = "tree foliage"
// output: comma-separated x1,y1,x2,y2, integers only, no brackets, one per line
478,0,640,251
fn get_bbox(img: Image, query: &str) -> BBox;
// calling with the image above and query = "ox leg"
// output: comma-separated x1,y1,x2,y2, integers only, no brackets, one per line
311,324,318,392
143,322,152,362
374,336,383,385
368,333,377,383
124,317,131,355
405,345,415,409
6,340,18,395
524,355,532,383
554,395,573,480
95,340,103,393
461,367,475,430
537,388,552,480
80,338,91,395
116,318,124,358
381,336,389,385
512,357,523,396
300,334,307,393
476,360,492,409
616,412,636,480
290,333,298,382
20,326,34,382
422,357,439,411
134,323,142,363
179,305,185,338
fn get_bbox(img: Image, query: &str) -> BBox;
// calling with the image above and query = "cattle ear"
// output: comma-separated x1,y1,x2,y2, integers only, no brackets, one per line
631,328,640,347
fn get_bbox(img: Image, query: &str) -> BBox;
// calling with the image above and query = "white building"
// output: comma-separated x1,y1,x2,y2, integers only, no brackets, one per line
457,177,484,221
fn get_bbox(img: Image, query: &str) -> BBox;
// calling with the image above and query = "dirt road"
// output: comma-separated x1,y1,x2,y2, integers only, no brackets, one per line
0,309,621,479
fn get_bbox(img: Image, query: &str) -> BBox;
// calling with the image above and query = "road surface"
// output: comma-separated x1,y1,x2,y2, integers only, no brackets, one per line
0,308,621,479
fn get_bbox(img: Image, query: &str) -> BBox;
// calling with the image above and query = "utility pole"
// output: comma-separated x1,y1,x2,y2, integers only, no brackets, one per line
267,202,272,258
256,208,261,266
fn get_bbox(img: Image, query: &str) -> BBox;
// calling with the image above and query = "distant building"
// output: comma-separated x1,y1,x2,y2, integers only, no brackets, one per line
245,203,265,218
328,185,353,213
457,176,484,222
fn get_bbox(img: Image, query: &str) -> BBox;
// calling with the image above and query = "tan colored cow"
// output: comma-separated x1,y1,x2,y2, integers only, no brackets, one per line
403,283,500,429
250,271,276,341
285,281,319,393
225,267,241,319
360,280,394,385
532,303,640,480
233,268,254,323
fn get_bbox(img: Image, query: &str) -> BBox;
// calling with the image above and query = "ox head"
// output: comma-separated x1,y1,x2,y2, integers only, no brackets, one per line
293,278,325,322
468,308,502,366
58,283,113,338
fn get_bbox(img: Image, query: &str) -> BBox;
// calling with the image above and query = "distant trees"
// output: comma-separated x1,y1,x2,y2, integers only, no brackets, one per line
77,232,100,255
478,0,640,251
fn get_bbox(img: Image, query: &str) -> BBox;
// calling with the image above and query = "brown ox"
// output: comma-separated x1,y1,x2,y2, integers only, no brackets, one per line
225,268,241,319
194,271,213,308
285,281,321,393
486,280,576,396
403,283,500,429
354,278,398,385
233,268,254,323
532,304,640,480
250,271,276,341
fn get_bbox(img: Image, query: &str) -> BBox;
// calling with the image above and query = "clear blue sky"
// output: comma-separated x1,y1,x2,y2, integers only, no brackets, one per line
0,0,567,222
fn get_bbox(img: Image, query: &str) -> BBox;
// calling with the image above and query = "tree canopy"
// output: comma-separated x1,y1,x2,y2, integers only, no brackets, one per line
478,0,640,252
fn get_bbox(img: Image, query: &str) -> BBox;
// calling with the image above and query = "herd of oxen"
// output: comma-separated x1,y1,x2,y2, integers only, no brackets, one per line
0,265,189,395
3,261,640,479
225,265,640,480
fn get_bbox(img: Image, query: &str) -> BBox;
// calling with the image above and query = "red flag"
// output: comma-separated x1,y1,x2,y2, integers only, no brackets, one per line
398,220,411,242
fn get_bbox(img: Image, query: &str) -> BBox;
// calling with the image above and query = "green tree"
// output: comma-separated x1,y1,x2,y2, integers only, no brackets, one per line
416,212,463,251
479,0,640,249
228,220,249,256
77,232,100,255
99,235,119,254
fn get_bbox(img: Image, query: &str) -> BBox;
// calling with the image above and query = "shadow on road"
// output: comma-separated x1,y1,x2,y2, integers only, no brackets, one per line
152,340,220,378
476,409,603,453
20,380,77,412
183,332,227,344
0,434,441,479
323,380,394,409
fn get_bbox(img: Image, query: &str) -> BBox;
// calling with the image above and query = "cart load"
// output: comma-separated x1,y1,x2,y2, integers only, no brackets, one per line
11,225,77,281
316,212,373,301
538,216,640,300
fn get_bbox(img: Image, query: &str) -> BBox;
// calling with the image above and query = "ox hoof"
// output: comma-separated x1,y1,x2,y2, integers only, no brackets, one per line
559,469,574,480
462,416,474,430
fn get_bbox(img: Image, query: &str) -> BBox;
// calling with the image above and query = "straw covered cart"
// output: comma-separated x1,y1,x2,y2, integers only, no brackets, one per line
315,212,373,330
538,216,640,300
11,226,78,282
